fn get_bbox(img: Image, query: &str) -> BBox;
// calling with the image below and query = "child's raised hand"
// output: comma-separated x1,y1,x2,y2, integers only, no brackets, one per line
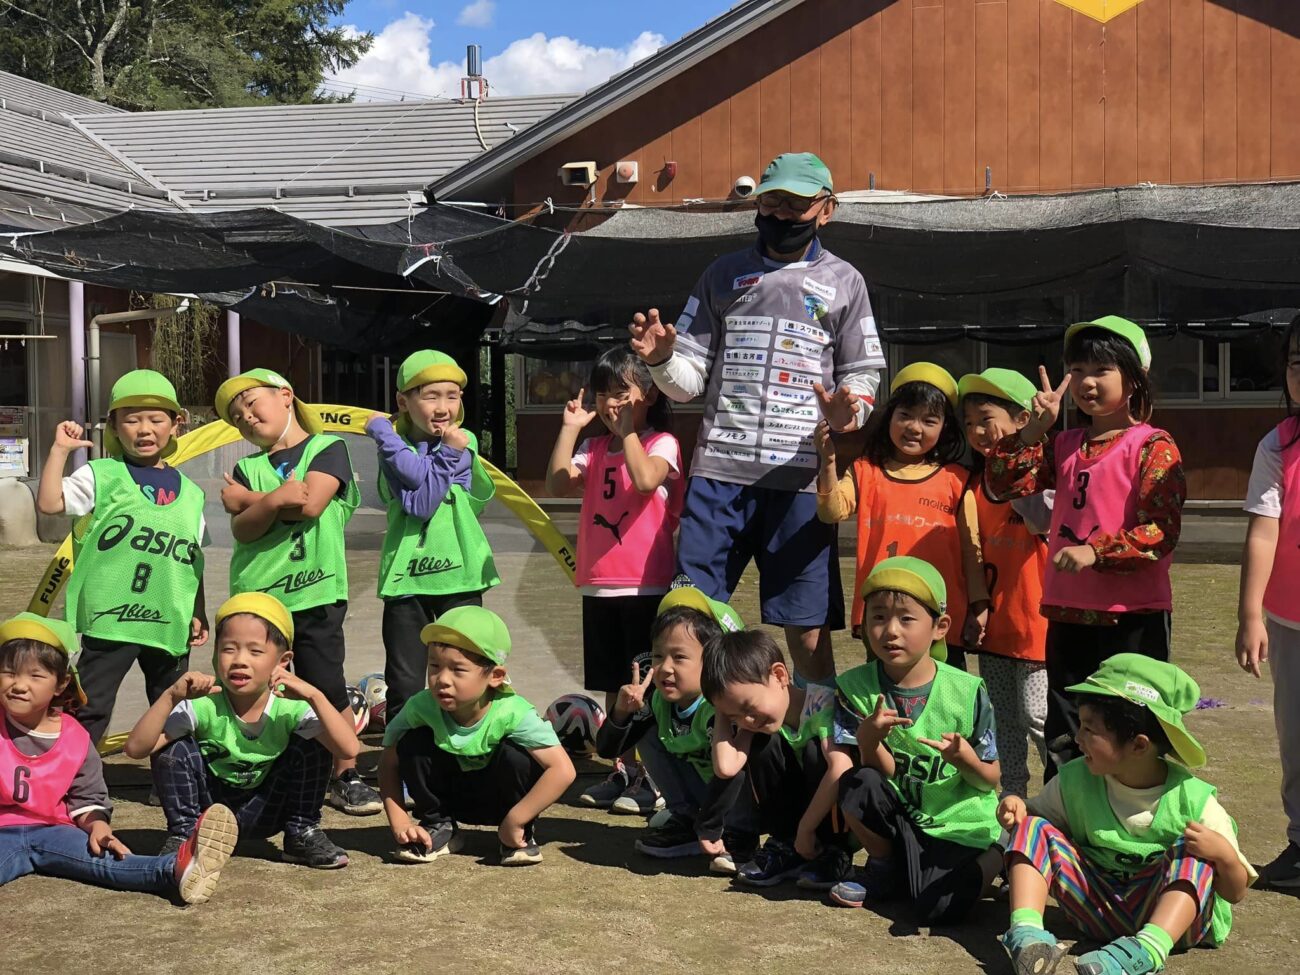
997,794,1028,830
1024,366,1072,440
270,666,315,702
614,660,655,719
814,383,860,433
392,819,432,852
917,731,976,769
857,694,910,750
814,419,836,463
562,388,597,429
170,671,215,701
54,421,93,451
440,425,470,451
1235,618,1269,678
629,309,677,364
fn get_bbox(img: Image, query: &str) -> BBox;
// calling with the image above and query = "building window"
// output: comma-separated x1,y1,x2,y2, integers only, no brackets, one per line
986,339,1060,382
1147,331,1204,401
888,341,982,382
521,357,587,408
1223,329,1285,398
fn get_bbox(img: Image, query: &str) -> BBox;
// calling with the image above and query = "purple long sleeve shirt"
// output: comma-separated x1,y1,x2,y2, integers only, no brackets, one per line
366,416,473,520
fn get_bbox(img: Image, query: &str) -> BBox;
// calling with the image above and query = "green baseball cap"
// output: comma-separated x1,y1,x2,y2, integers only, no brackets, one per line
421,606,514,693
214,367,324,436
1065,315,1152,370
1067,654,1205,768
754,152,834,199
0,612,87,707
958,367,1037,412
657,586,744,634
860,556,950,662
105,369,182,459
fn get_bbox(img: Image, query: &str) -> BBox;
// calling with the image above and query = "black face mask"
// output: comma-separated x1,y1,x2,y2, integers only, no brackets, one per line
754,211,819,255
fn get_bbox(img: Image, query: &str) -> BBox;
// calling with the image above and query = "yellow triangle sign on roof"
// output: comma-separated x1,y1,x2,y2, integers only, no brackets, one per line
1053,0,1145,22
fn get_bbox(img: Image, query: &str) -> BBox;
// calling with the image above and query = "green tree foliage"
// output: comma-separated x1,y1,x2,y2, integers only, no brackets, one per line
0,0,372,109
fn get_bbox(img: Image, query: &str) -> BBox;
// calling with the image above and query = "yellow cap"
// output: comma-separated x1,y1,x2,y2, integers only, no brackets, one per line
214,368,324,437
214,592,294,647
890,362,959,408
0,613,87,707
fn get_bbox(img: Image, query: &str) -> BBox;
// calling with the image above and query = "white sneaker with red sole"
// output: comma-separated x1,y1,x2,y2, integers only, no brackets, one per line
175,803,238,905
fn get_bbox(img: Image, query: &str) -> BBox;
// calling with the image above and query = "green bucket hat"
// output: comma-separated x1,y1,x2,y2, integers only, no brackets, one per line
1067,653,1206,768
104,369,182,459
958,367,1037,412
754,152,834,199
1065,315,1152,370
421,606,514,694
0,613,88,707
657,586,744,634
395,349,468,436
860,556,950,662
214,367,324,437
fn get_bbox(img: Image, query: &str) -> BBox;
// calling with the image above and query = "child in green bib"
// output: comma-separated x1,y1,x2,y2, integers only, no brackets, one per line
36,370,207,747
215,368,379,819
377,606,574,866
703,628,851,889
364,350,500,725
998,655,1255,975
828,556,1004,923
595,584,757,872
126,592,361,869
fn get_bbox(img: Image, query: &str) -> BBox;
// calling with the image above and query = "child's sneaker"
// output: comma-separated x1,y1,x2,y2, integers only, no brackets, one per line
735,838,804,887
578,761,629,808
829,854,895,906
500,827,543,866
610,765,665,816
1258,840,1300,889
634,813,702,858
999,924,1067,975
708,829,760,875
282,826,349,868
1075,935,1161,975
796,845,853,890
394,823,462,863
328,769,382,816
174,803,238,905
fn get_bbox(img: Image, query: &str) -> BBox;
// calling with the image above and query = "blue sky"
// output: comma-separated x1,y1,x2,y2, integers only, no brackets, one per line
328,1,735,100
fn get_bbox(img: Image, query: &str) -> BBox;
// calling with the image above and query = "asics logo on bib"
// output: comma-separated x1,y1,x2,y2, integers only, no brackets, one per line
96,514,200,565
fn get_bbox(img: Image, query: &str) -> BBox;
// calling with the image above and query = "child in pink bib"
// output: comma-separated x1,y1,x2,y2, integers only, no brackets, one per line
547,347,684,816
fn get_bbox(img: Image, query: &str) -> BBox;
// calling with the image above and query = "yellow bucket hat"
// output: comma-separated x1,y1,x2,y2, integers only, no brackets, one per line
890,362,959,409
395,349,467,436
214,368,324,437
0,613,88,707
214,592,294,647
860,556,950,662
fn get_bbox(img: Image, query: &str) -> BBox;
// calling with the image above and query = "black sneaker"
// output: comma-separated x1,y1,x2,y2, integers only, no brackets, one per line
796,845,853,890
735,838,804,887
1258,840,1300,889
634,813,701,859
328,769,382,816
282,826,349,869
709,829,761,875
159,833,186,857
395,822,462,864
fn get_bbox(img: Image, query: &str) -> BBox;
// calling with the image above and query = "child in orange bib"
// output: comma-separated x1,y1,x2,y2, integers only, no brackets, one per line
816,363,987,671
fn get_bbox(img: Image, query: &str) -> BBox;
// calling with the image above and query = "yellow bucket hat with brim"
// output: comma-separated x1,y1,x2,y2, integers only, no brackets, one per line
656,586,745,633
1066,653,1206,768
395,349,468,436
958,367,1037,412
890,362,959,409
0,613,88,707
860,555,950,662
214,368,324,437
104,369,182,460
215,592,294,648
421,606,514,694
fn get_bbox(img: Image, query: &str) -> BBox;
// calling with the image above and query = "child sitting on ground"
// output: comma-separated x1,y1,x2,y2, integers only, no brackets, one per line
829,556,1004,923
126,593,360,869
998,655,1253,975
378,606,575,866
595,585,755,871
703,629,853,889
1,612,235,904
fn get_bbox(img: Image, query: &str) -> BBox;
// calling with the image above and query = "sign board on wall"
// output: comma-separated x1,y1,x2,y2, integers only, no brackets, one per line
1053,0,1145,22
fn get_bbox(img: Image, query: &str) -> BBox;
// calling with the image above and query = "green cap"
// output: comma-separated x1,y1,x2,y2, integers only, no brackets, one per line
0,612,87,707
958,368,1037,412
214,367,324,437
657,586,744,634
860,556,950,662
1065,316,1152,370
754,152,834,198
1067,654,1205,768
396,350,467,393
105,369,182,459
421,606,513,693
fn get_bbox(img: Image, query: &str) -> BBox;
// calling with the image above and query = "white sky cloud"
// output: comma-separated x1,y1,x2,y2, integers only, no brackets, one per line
330,14,665,100
456,0,495,28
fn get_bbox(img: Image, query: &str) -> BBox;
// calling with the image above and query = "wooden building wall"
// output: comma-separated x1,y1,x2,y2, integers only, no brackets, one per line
513,0,1300,217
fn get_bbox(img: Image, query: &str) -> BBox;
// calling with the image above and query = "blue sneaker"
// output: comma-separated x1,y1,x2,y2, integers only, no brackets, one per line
999,924,1067,975
735,838,804,887
796,845,853,890
828,855,895,906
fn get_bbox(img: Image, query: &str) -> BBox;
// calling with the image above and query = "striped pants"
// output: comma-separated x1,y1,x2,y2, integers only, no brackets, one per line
1007,816,1217,947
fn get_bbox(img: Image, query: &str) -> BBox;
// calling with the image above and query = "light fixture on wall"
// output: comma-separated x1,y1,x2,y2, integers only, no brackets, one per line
615,161,639,183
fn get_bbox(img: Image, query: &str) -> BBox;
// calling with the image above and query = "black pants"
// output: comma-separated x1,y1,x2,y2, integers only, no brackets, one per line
397,726,541,829
74,637,189,744
748,733,845,846
581,594,660,692
382,591,483,719
291,600,349,712
153,735,331,840
1043,611,1171,780
839,766,988,925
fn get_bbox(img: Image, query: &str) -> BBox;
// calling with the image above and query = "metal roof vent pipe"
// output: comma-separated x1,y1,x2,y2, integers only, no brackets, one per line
462,44,489,99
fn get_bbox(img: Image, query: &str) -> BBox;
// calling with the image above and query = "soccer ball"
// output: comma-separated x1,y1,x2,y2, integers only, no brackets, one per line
345,685,370,735
544,693,606,758
357,672,388,731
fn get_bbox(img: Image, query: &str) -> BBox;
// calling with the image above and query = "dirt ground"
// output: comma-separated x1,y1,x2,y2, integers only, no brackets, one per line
1,546,1296,975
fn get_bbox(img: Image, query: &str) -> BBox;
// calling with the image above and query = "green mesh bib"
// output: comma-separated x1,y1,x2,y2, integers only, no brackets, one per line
191,692,311,789
400,691,535,771
651,693,716,782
